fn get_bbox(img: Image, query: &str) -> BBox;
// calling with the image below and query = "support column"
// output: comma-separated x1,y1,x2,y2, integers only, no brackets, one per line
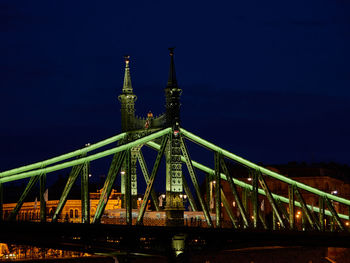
40,174,46,223
288,185,295,230
125,149,132,225
130,148,139,209
165,131,184,226
81,162,90,223
214,152,221,228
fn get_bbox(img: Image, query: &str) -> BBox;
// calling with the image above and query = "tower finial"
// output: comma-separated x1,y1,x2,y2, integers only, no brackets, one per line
167,47,177,88
122,55,133,94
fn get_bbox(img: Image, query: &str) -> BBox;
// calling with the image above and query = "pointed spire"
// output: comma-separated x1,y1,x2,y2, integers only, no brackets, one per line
122,55,133,94
167,48,178,88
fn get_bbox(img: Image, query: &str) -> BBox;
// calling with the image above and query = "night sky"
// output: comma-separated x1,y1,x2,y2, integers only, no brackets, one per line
1,1,350,177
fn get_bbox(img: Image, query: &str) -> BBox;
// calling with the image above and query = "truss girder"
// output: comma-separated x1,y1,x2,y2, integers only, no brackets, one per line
214,152,221,228
325,196,346,231
146,140,349,221
295,188,320,231
0,128,171,184
181,173,198,212
52,164,84,222
93,151,126,224
137,135,168,225
179,137,213,227
180,129,350,207
40,174,46,222
221,189,237,228
8,175,40,221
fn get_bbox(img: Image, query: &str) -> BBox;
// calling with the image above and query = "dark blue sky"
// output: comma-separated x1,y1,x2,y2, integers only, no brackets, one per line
1,0,350,174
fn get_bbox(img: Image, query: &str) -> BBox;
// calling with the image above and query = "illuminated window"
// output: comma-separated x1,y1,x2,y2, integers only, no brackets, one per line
70,209,73,218
75,209,79,218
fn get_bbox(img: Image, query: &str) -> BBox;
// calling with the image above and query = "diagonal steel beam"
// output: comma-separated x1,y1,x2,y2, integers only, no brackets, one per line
257,170,285,229
288,185,295,229
276,198,290,225
325,196,345,231
221,189,237,228
182,174,198,212
8,175,40,221
137,135,168,225
220,158,250,228
125,149,132,225
294,187,320,231
179,136,213,227
137,150,160,212
40,173,46,222
52,164,84,222
93,151,126,224
252,170,259,228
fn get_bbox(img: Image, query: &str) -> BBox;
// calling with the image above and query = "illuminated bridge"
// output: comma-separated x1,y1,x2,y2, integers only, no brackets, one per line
1,49,350,260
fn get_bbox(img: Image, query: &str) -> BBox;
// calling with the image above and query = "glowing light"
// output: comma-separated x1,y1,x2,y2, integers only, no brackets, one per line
120,171,125,175
161,194,165,198
138,197,142,201
331,190,338,195
346,222,349,226
247,178,252,181
297,211,301,215
179,194,183,198
183,194,187,199
88,174,92,178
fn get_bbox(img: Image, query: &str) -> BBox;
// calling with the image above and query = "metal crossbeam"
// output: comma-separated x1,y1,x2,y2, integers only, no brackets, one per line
8,175,40,221
182,174,198,212
52,164,84,222
221,189,237,228
179,137,213,227
93,151,126,223
137,150,160,211
137,135,168,224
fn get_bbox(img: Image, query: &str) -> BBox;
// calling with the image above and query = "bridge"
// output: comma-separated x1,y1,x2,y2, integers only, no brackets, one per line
1,48,350,261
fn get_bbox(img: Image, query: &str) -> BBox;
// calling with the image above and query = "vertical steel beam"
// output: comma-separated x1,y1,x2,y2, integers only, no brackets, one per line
81,162,90,224
272,211,277,230
0,183,3,221
257,171,285,229
137,135,168,224
52,164,84,222
182,174,198,211
93,151,125,223
8,175,40,221
125,149,132,225
294,187,320,231
288,185,295,229
214,152,221,228
220,158,250,228
179,137,213,227
221,189,237,228
40,173,46,222
252,170,259,228
319,196,325,231
325,196,345,231
137,150,160,211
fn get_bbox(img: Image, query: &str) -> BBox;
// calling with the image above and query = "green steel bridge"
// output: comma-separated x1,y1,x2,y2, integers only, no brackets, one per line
1,49,350,260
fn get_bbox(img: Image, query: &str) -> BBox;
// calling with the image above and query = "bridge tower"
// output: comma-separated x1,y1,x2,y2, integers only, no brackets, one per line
164,48,184,226
118,56,138,209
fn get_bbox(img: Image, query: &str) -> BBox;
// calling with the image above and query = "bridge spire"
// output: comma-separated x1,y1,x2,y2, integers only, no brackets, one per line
167,48,177,88
122,55,133,94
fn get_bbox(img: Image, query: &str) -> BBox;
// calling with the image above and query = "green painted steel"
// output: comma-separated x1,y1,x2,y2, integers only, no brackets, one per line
181,174,198,212
181,129,350,207
146,140,350,220
288,185,295,229
325,196,345,231
179,137,213,227
52,164,84,222
221,189,237,228
0,133,126,178
252,171,258,228
295,188,320,231
319,196,325,231
214,152,221,227
81,162,90,224
276,198,290,224
40,174,46,222
8,175,40,221
258,171,285,228
125,150,132,225
137,150,160,211
0,128,171,184
93,151,126,224
137,135,168,224
220,158,250,228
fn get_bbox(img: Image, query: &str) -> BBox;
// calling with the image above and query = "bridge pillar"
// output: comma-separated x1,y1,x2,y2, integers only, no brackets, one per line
165,132,184,226
121,148,138,210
